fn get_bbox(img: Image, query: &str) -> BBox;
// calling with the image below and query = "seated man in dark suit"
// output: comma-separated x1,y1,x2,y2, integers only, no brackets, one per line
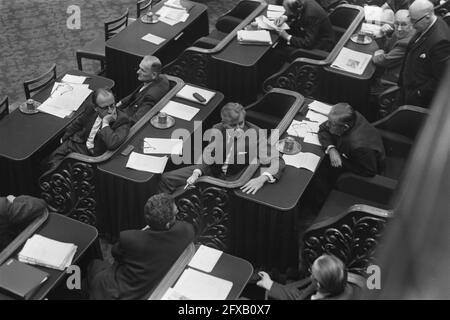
158,102,285,195
116,55,170,124
318,103,385,178
87,193,194,300
0,195,46,252
257,254,356,300
399,0,450,107
274,0,335,61
48,88,130,167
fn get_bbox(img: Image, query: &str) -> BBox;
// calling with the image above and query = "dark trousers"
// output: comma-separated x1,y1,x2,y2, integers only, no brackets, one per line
48,139,90,168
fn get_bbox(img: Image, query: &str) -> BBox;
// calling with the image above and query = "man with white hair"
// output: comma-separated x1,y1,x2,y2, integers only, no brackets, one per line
399,0,450,107
116,55,170,123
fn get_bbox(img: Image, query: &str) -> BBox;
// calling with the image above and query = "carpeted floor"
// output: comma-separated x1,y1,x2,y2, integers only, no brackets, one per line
0,0,245,107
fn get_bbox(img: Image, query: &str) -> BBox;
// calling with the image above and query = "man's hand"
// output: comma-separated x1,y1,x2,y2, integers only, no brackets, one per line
116,101,123,108
275,15,287,27
256,272,274,291
278,29,290,41
240,175,269,195
6,195,16,203
381,23,393,35
102,114,115,126
329,148,342,168
186,170,200,185
373,49,385,56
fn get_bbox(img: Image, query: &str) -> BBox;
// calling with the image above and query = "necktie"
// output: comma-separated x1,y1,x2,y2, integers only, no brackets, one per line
221,133,234,175
86,116,103,151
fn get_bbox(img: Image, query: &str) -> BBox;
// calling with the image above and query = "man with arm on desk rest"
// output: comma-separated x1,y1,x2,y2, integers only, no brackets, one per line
399,0,450,107
0,195,46,252
48,88,130,168
257,254,358,300
371,10,415,95
318,103,385,178
273,0,335,61
158,102,285,195
116,55,170,124
86,193,194,300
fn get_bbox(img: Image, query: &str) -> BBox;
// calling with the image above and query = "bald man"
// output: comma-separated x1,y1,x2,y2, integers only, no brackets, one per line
117,55,170,124
399,0,450,107
318,103,385,177
372,10,415,84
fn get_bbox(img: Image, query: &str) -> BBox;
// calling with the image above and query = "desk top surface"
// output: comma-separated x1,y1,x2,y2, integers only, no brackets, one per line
0,213,98,300
324,25,379,80
0,71,114,161
106,1,207,57
98,84,224,183
234,99,325,211
150,245,253,300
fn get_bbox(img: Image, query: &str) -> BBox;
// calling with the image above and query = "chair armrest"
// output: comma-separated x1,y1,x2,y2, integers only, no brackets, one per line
335,173,397,205
378,85,401,118
289,48,329,61
193,37,221,49
215,15,243,34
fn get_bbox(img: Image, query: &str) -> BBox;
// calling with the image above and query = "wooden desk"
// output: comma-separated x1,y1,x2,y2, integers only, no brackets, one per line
323,25,379,118
211,31,279,104
106,1,209,98
96,85,224,239
0,71,114,196
0,213,98,300
232,99,325,273
149,243,253,300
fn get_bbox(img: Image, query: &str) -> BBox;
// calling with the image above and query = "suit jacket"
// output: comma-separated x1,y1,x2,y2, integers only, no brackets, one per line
61,106,130,156
88,221,194,300
399,17,450,107
269,280,359,300
0,196,46,252
372,31,414,83
319,111,385,177
287,0,335,51
120,74,170,123
198,122,285,180
385,0,411,12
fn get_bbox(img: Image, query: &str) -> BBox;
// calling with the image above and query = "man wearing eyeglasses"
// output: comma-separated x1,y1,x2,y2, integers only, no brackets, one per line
116,55,170,124
399,0,450,107
47,88,130,168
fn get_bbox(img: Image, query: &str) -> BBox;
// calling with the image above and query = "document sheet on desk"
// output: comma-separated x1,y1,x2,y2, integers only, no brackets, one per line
331,47,372,75
143,138,183,155
306,110,328,124
126,152,168,173
287,119,320,137
172,268,232,300
160,101,200,121
188,245,222,273
142,33,166,45
308,100,332,115
176,85,216,105
283,152,321,172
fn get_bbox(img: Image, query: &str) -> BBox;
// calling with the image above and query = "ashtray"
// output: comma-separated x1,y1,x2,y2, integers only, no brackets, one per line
141,14,159,24
19,100,41,114
150,114,175,129
350,34,373,45
276,137,302,155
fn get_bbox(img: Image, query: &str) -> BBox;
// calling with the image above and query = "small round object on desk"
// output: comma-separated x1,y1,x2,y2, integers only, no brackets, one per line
141,13,159,24
18,99,41,114
276,137,302,155
350,34,373,45
150,114,175,129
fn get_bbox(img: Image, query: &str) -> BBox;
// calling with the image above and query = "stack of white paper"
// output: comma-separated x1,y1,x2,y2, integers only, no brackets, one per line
160,101,200,121
306,110,328,124
61,74,87,84
143,138,183,155
283,152,321,172
331,47,372,75
237,30,272,45
176,85,215,105
38,82,92,118
126,152,168,173
361,23,383,38
188,245,222,273
18,235,77,271
364,5,394,25
255,15,289,31
172,268,232,300
267,4,285,20
303,133,321,146
287,119,320,137
156,6,189,25
308,100,332,115
142,33,166,45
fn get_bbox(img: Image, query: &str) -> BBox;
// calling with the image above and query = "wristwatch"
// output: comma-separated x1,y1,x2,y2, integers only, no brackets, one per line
287,35,292,45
